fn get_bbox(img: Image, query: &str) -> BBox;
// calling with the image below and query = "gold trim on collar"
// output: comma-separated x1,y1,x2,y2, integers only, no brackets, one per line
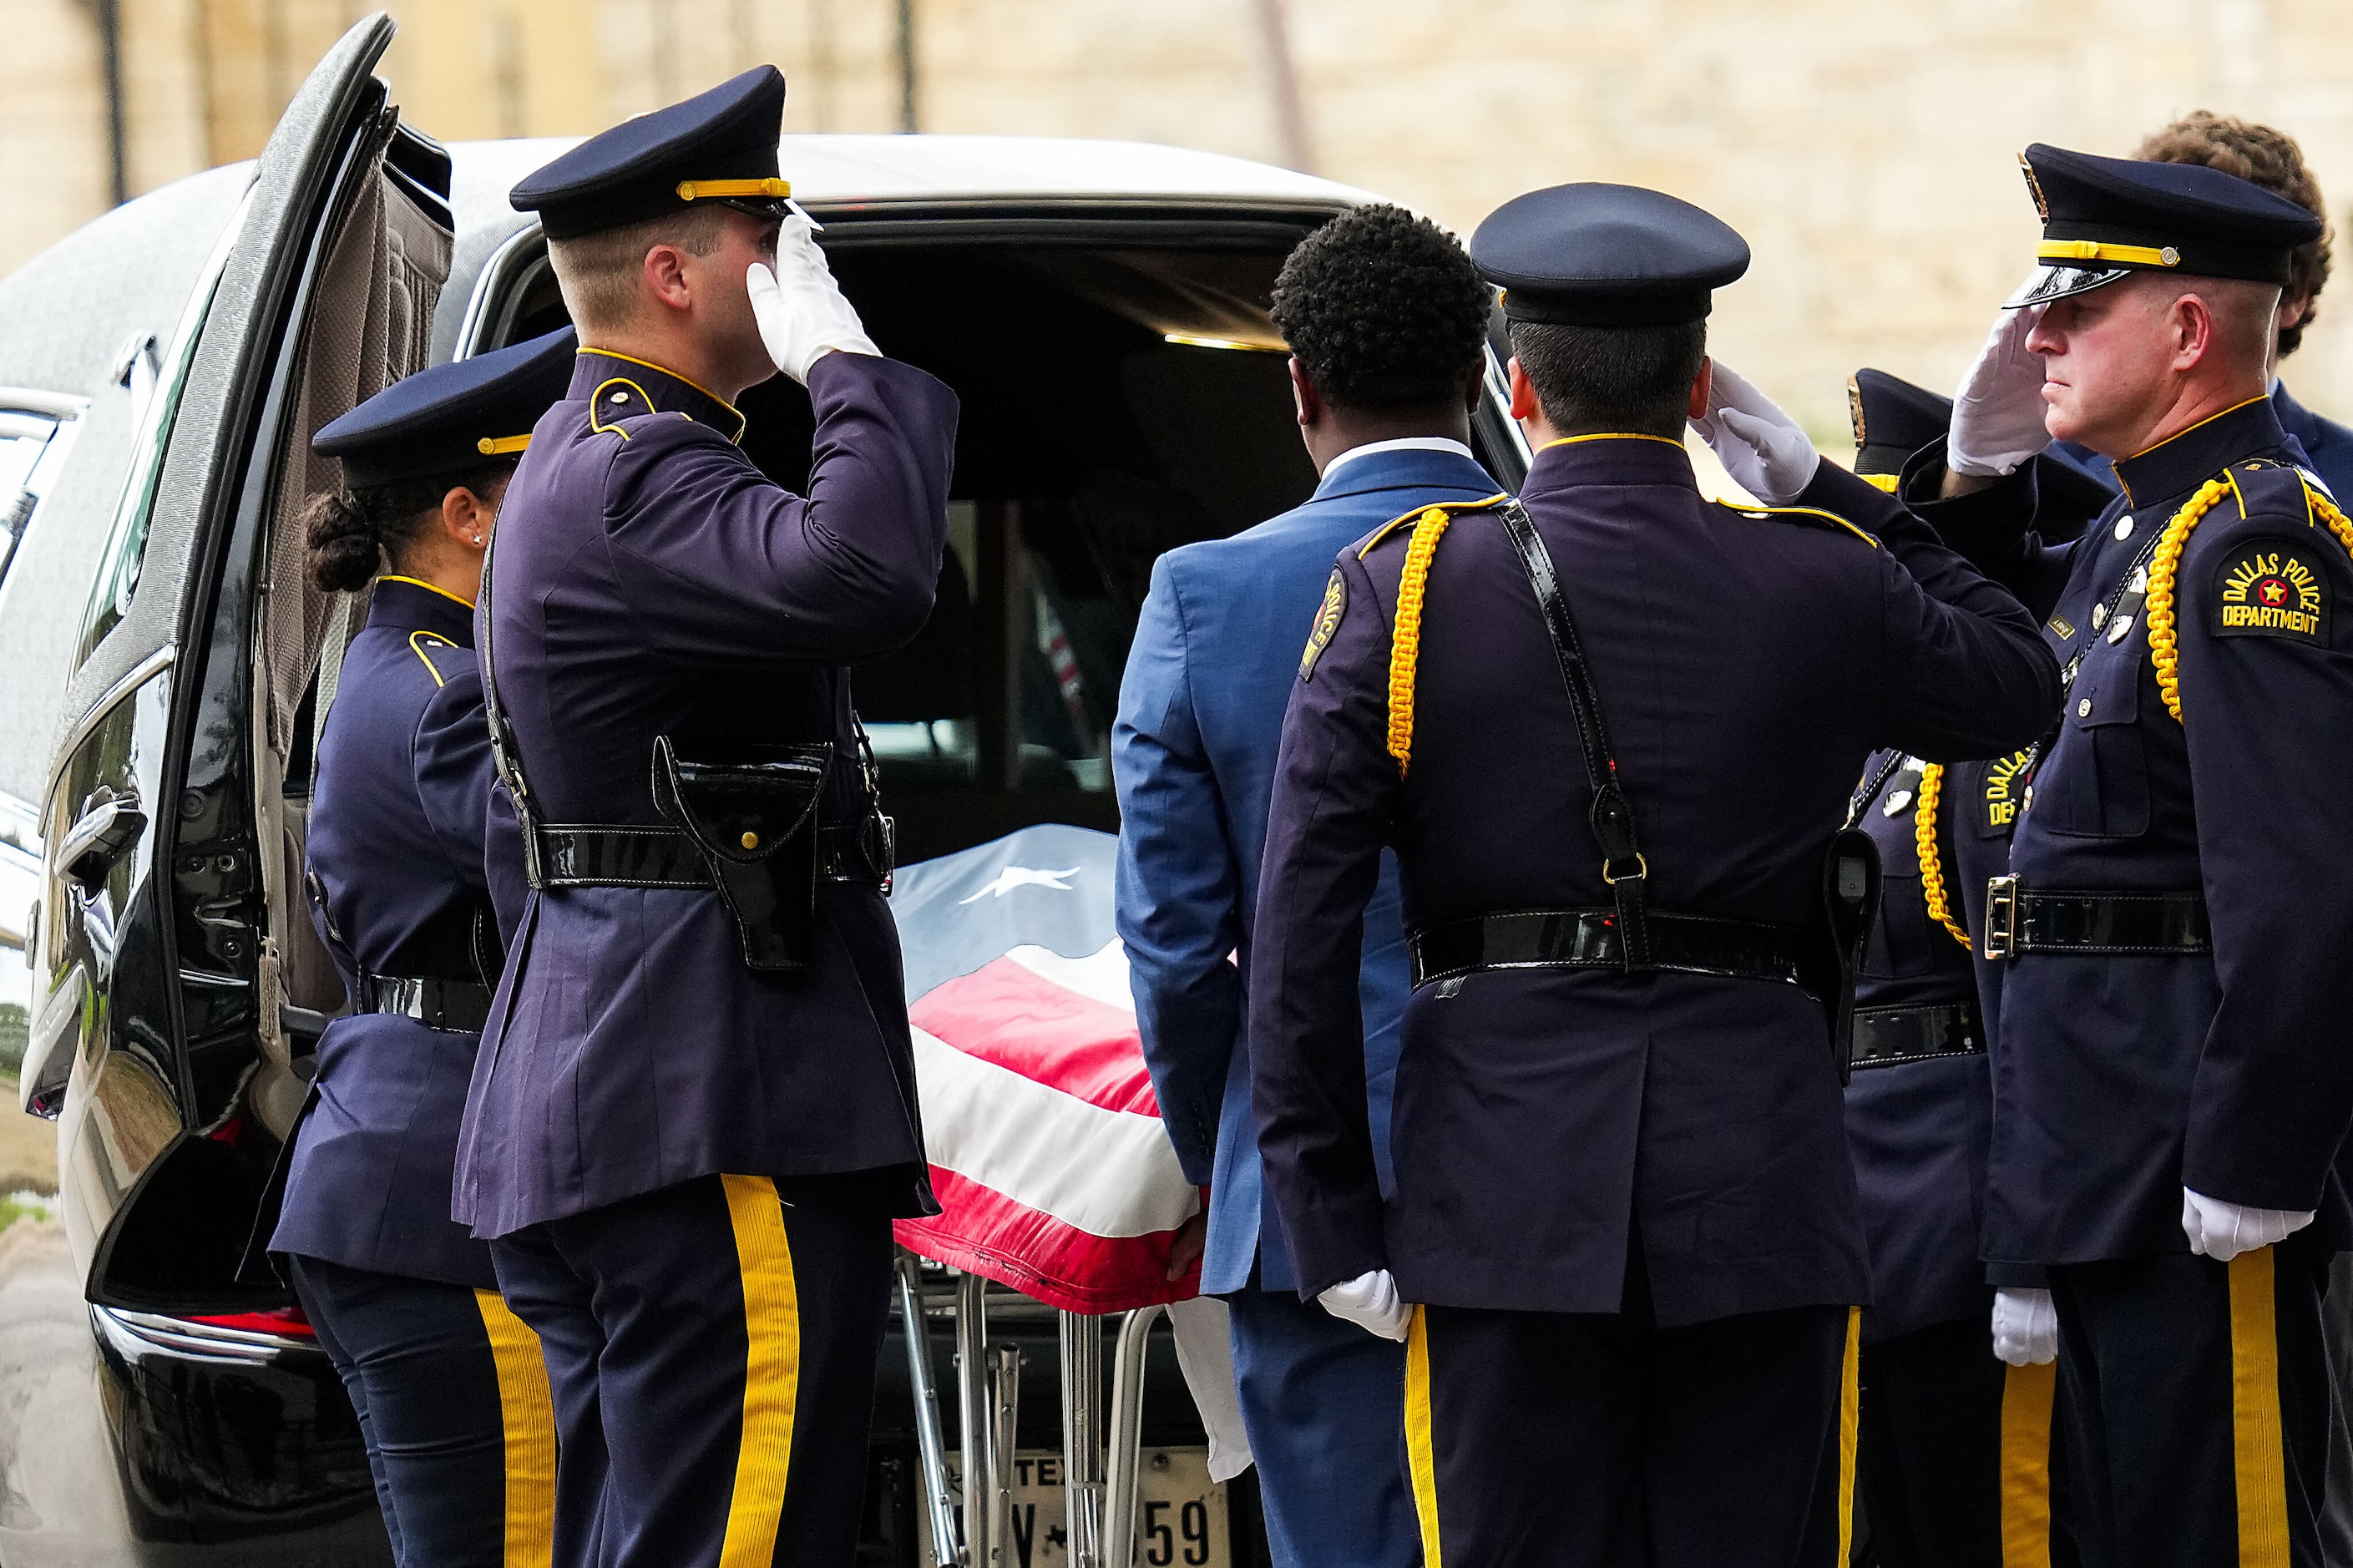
576,347,746,441
1537,432,1689,453
475,433,532,456
2122,392,2274,464
2039,239,2179,269
376,574,478,610
675,177,792,203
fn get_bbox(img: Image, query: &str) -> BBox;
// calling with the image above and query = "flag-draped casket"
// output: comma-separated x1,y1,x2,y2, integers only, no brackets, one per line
888,823,1203,1314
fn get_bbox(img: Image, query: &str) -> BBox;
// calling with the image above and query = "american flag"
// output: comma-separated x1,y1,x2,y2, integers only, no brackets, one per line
888,823,1204,1314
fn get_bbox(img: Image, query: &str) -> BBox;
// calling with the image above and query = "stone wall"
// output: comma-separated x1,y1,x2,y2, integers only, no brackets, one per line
10,0,2353,434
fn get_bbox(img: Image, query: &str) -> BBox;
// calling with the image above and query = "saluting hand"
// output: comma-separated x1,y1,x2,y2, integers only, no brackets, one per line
747,217,882,386
1688,362,1820,505
1948,293,2053,478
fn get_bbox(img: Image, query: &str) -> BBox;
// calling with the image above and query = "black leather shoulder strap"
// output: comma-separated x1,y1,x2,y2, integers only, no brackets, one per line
474,516,545,888
1492,498,1652,969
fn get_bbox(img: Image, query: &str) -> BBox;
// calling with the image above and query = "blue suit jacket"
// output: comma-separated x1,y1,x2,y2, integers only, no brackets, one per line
2273,380,2353,498
1114,446,1500,1295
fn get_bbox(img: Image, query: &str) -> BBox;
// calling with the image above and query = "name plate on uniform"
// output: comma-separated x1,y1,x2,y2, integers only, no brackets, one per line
926,1448,1229,1568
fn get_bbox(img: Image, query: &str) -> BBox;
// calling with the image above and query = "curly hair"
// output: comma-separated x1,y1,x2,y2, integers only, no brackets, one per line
301,459,515,594
2137,111,2332,357
1269,204,1492,411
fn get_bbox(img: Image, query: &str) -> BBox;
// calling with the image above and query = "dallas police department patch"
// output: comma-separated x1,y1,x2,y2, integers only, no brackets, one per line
1299,566,1347,681
2214,538,2328,642
1982,749,2031,832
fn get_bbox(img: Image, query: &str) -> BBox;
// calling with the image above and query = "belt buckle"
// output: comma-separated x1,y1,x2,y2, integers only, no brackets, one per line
1982,874,2019,960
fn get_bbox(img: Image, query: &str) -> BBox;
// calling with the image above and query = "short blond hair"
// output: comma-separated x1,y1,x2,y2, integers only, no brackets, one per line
545,205,731,334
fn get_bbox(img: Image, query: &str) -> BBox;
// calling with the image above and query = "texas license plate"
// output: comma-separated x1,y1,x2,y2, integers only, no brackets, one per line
922,1447,1228,1568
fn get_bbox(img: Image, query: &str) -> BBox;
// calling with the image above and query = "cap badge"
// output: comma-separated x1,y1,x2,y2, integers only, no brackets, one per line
2018,153,2052,223
1846,376,1867,448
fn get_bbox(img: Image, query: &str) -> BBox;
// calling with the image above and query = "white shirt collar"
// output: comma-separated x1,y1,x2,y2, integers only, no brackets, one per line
1319,435,1476,481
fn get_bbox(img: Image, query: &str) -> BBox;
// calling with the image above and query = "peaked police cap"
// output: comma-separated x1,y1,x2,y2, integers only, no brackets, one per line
2009,141,2324,307
314,328,578,490
512,66,792,241
1471,183,1750,328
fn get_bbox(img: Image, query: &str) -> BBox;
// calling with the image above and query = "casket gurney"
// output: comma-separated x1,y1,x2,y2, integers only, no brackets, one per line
888,825,1252,1568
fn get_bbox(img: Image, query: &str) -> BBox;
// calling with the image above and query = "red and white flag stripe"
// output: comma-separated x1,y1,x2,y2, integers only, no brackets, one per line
893,941,1204,1314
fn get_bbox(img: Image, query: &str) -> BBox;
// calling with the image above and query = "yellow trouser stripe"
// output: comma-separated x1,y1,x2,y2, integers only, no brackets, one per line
1404,1305,1444,1567
2230,1247,2290,1568
718,1175,802,1568
1998,1360,2057,1568
473,1291,557,1568
1837,1306,1861,1565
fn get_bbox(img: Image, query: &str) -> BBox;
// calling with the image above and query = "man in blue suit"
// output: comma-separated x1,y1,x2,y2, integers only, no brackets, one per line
1114,204,1500,1566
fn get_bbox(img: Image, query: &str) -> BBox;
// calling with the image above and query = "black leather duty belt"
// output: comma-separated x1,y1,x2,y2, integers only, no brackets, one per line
354,975,493,1032
1409,908,1811,990
532,817,894,892
1851,1001,1983,1069
1981,876,2210,959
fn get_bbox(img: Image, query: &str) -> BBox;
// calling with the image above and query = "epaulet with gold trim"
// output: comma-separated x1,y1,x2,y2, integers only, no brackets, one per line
1712,498,1882,549
1360,493,1509,775
587,376,655,440
1355,493,1510,559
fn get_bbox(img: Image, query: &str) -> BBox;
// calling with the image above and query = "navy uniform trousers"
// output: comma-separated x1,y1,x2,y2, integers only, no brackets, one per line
288,1257,556,1568
488,1174,895,1568
2047,1243,2331,1568
1844,751,2067,1568
1406,1242,1857,1568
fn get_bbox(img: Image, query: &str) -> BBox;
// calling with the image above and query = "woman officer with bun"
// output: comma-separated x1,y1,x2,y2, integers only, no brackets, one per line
263,328,573,1567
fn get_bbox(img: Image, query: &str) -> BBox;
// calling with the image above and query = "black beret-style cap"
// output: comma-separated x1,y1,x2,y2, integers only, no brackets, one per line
1471,183,1750,328
314,328,577,490
512,66,790,241
2010,142,2325,308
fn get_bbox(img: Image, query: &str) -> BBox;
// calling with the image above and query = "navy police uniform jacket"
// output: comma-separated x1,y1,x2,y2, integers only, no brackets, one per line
1250,435,2060,1326
1904,395,2353,1266
272,577,502,1289
453,349,959,1239
1845,750,2001,1343
1114,443,1498,1297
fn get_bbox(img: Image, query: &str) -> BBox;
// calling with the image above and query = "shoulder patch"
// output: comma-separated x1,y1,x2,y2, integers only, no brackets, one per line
408,630,456,687
2214,536,2329,642
1715,500,1880,549
1981,749,2031,833
588,377,654,439
1299,566,1347,682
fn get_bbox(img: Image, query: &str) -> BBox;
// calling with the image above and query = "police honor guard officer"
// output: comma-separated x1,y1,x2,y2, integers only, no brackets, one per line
450,68,959,1568
1840,368,2113,1568
267,328,575,1566
1905,143,2353,1566
1249,183,2060,1566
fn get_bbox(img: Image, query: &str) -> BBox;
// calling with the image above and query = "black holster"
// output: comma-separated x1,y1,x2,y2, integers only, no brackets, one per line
1811,827,1881,1085
650,735,833,972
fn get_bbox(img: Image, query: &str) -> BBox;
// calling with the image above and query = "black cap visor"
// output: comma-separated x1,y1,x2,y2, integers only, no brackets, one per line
2004,264,2134,309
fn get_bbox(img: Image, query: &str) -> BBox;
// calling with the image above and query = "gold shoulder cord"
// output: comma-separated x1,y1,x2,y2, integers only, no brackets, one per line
1386,507,1455,774
2144,476,2353,721
1912,764,1972,949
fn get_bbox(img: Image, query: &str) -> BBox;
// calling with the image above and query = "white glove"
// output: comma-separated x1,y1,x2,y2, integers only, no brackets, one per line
746,219,879,385
2182,1187,2316,1262
1949,296,2052,477
1688,362,1821,504
1991,1287,2058,1367
1318,1269,1411,1342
